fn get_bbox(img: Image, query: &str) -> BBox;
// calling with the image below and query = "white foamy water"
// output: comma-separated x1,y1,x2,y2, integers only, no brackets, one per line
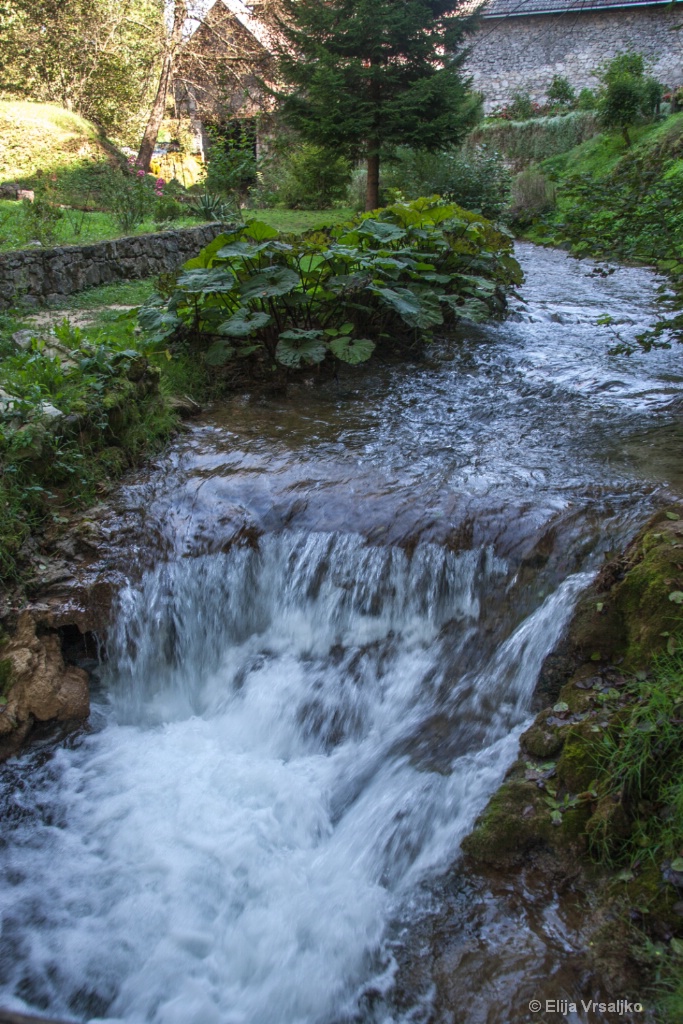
0,533,590,1024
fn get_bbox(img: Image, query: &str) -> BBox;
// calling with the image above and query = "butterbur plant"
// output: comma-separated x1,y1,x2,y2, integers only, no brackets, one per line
137,197,522,376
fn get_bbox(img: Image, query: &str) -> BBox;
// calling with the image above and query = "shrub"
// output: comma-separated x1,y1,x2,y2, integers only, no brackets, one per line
101,159,159,232
138,197,523,377
595,51,664,147
577,88,597,111
509,168,556,226
547,75,575,107
262,143,353,210
204,127,256,199
380,145,511,221
469,111,599,166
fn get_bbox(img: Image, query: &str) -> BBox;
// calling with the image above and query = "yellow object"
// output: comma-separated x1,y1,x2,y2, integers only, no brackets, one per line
151,152,205,188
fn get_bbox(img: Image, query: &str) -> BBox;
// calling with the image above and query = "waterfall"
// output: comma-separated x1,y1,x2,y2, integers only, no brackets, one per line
0,532,589,1024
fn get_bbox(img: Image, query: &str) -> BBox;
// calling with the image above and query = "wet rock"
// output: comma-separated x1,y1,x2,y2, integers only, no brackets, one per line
0,612,89,761
168,394,202,418
520,715,564,758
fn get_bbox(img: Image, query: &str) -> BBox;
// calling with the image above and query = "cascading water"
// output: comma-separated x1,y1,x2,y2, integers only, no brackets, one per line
1,242,682,1023
0,531,587,1024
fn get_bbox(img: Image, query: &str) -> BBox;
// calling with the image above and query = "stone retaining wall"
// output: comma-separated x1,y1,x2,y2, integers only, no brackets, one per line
0,223,229,309
466,6,683,111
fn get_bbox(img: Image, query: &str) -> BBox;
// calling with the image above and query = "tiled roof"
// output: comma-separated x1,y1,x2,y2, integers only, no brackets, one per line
480,0,670,17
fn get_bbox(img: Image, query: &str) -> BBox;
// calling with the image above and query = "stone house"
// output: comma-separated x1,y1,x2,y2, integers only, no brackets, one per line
465,0,683,111
174,0,279,158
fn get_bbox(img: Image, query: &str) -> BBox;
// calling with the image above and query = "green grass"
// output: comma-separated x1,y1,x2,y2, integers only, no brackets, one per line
541,113,683,181
40,278,156,311
247,207,355,234
0,100,114,182
0,199,204,252
522,113,683,267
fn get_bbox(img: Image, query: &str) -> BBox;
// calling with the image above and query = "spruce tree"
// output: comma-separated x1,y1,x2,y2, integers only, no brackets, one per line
274,0,481,210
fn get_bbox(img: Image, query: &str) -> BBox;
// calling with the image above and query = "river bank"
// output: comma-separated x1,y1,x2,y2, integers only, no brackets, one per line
0,242,681,1022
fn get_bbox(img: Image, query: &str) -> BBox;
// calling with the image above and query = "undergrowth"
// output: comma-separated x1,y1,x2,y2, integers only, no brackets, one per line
523,114,683,270
0,318,176,584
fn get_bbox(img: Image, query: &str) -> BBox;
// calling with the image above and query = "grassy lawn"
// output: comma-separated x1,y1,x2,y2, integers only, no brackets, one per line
0,199,206,252
248,207,355,233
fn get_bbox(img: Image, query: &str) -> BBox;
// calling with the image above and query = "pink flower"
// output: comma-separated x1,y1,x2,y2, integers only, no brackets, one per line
156,178,165,186
137,169,145,177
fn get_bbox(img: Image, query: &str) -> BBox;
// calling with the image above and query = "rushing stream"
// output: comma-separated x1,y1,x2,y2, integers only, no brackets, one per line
1,245,682,1023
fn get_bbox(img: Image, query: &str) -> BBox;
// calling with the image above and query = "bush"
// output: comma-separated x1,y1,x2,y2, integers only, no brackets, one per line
595,51,664,146
547,75,575,107
101,159,160,232
469,110,599,166
204,127,257,199
138,197,523,378
379,145,511,221
509,168,556,226
577,88,597,111
256,142,353,210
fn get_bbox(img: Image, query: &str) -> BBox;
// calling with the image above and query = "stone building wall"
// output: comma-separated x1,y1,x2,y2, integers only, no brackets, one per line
465,6,683,110
0,223,229,309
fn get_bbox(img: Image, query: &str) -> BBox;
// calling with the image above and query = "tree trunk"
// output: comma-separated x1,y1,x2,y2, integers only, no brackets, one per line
137,0,187,172
366,145,380,211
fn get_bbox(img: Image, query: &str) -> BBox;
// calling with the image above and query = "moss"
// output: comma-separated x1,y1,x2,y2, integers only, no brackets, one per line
520,716,565,759
556,725,602,793
462,776,551,868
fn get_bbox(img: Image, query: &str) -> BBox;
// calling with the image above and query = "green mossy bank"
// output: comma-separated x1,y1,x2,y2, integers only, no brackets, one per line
521,113,683,274
462,507,683,1015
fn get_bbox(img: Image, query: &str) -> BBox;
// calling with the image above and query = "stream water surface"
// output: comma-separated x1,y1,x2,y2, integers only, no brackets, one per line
1,245,682,1024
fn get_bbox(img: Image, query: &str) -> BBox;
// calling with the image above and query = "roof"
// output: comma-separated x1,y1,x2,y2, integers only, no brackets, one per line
479,0,671,17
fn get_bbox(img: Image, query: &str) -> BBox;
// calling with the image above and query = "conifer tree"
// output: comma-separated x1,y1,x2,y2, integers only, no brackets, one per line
274,0,481,210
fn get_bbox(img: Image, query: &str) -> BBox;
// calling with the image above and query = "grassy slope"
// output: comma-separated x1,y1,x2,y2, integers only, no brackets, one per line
524,113,683,264
0,100,116,182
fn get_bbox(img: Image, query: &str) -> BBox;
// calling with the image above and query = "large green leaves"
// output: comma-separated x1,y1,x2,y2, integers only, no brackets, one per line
373,286,444,329
328,336,375,364
138,197,523,378
218,309,272,337
176,268,236,294
240,267,300,300
276,330,327,368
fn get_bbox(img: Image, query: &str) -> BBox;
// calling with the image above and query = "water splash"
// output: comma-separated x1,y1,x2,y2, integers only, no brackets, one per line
0,532,588,1024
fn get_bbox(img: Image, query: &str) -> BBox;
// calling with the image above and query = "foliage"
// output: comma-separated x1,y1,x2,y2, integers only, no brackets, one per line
509,168,556,228
595,51,664,147
379,145,511,221
191,192,237,224
577,88,597,111
20,189,63,246
547,75,575,108
0,0,164,140
489,94,546,121
204,126,257,199
137,197,522,378
0,318,175,581
263,142,352,210
589,644,683,869
469,111,599,166
526,114,683,269
273,0,482,209
101,159,166,233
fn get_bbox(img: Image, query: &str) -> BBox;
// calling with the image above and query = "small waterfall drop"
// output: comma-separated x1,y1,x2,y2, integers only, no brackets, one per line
0,532,589,1024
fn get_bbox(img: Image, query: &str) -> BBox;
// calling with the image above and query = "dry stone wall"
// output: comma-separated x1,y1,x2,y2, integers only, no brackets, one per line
466,6,683,111
0,223,229,309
